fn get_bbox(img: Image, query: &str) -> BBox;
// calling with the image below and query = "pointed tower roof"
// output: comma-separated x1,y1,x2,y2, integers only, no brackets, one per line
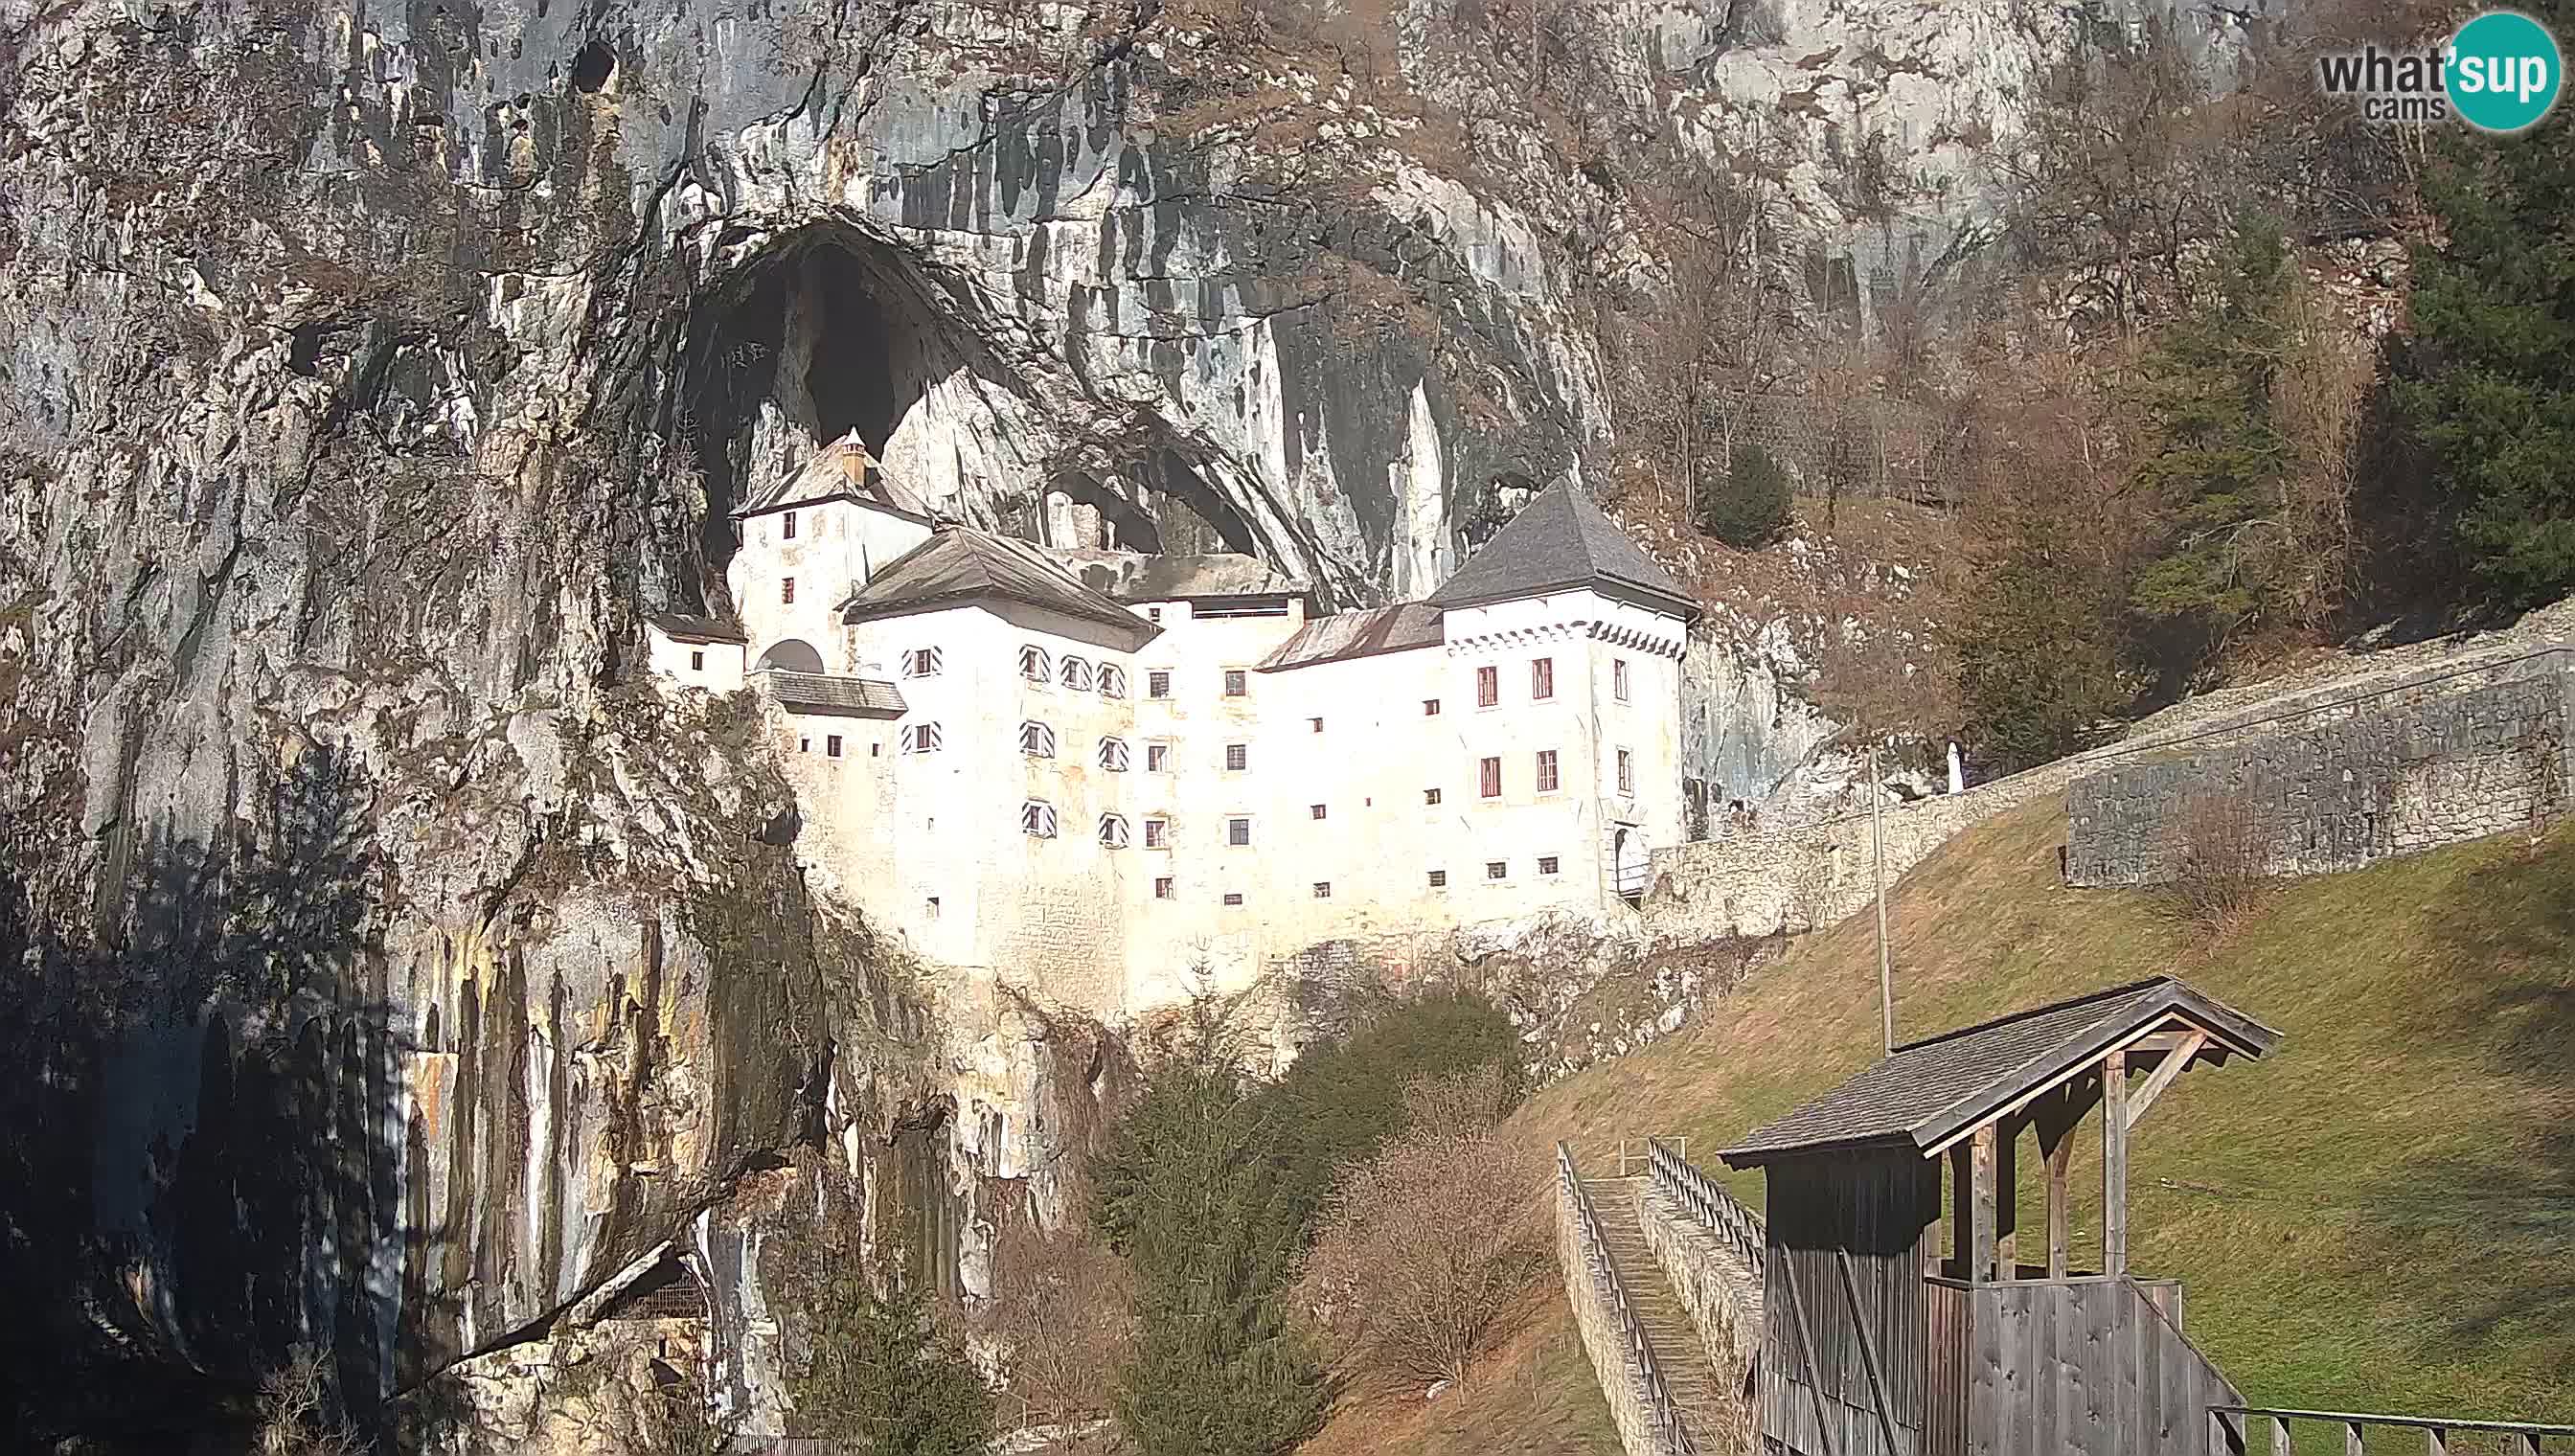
735,430,932,522
1425,481,1698,621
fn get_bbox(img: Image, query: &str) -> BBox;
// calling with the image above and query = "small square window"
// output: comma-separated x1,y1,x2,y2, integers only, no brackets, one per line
1310,717,1324,733
1149,606,1163,623
798,737,810,754
1476,665,1498,707
1538,855,1561,876
1153,876,1174,899
1223,669,1247,697
1613,658,1630,702
1424,698,1441,716
1427,870,1447,888
1147,742,1173,773
1531,656,1554,701
827,735,843,759
1479,757,1502,799
1225,743,1248,772
1222,892,1244,907
871,742,880,757
1149,671,1172,699
1144,818,1169,849
1310,804,1327,820
1537,749,1560,794
1424,787,1442,806
782,578,796,604
1486,860,1507,880
690,649,705,671
1227,817,1251,847
926,896,940,918
783,512,798,540
1312,882,1332,899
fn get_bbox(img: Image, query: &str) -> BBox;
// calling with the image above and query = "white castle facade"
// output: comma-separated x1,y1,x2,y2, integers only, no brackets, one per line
648,435,1701,1023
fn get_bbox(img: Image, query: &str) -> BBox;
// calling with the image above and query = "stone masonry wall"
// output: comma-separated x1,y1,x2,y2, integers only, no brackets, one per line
2066,659,2573,887
1633,1181,1762,1397
1645,642,2575,937
1559,1176,1686,1456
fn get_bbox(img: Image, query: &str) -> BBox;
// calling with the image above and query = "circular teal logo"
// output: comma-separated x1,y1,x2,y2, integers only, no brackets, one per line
2447,11,2564,132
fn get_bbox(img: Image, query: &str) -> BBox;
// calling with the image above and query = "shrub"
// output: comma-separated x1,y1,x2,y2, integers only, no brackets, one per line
1294,1065,1549,1386
1696,443,1793,549
979,1190,1135,1450
777,1219,993,1455
253,1348,367,1456
2166,789,2273,932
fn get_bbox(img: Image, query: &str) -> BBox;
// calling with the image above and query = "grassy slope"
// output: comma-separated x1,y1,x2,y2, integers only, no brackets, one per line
1304,801,2575,1451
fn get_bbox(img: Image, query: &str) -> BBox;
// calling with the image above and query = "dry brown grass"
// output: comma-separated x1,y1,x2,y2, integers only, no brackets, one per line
1303,800,2575,1456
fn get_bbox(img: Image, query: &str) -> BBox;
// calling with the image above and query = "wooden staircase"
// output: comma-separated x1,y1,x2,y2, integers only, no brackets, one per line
1587,1176,1743,1447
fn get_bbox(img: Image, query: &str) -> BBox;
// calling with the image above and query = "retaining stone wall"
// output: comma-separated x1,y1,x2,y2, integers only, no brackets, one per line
2066,664,2573,887
1558,1178,1685,1456
1632,1182,1761,1397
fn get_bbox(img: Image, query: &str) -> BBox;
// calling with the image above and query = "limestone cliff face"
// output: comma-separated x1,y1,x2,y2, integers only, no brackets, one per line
0,0,2246,1438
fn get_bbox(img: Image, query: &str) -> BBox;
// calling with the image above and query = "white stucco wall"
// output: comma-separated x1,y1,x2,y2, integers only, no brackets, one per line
726,499,933,671
645,628,746,691
753,554,1694,1027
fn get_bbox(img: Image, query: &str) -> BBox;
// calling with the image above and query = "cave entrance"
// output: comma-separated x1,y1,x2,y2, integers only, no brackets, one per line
679,229,948,571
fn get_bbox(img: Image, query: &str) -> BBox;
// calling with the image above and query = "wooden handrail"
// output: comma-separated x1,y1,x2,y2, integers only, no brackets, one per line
1560,1143,1698,1456
2211,1405,2574,1455
1645,1135,1765,1276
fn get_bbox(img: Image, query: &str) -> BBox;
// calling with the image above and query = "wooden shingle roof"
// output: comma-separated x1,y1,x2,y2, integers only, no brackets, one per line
1717,976,2280,1167
647,611,748,645
760,671,907,717
1425,481,1698,620
1257,603,1445,671
839,528,1158,646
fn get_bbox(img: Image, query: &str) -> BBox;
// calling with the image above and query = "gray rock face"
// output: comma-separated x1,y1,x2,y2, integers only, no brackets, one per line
0,0,2259,1436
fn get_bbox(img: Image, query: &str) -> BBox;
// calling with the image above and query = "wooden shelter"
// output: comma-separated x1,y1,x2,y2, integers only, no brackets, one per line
1717,976,2282,1456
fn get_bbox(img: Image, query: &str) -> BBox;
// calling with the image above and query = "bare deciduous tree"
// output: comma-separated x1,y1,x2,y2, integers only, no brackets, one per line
1293,1065,1549,1386
254,1348,368,1456
980,1186,1137,1452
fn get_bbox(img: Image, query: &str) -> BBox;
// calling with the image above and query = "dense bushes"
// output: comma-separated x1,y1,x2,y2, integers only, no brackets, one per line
1084,988,1527,1451
1695,443,1794,549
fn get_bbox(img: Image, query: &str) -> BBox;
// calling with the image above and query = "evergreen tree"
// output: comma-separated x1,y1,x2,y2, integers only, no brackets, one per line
1952,495,2128,770
2123,220,2292,686
1092,1006,1327,1456
2396,73,2575,609
1696,442,1794,548
780,1226,993,1455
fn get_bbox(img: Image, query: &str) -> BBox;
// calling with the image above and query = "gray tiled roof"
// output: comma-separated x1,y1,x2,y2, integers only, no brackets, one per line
1049,549,1309,603
759,671,907,717
1425,481,1699,620
1718,976,2280,1166
647,611,748,644
735,431,932,520
840,528,1157,644
1257,603,1445,671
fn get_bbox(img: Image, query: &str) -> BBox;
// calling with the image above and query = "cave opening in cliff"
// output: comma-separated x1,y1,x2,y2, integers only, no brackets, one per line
681,229,950,570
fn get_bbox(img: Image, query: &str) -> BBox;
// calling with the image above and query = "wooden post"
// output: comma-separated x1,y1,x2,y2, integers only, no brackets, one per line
1971,1123,1998,1283
1950,1141,1972,1279
2045,1133,2075,1278
1871,744,1893,1055
2102,1050,2129,1276
1995,1119,2019,1280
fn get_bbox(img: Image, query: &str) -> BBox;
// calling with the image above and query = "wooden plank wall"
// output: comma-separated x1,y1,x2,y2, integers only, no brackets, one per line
1761,1155,1938,1456
1958,1277,2243,1456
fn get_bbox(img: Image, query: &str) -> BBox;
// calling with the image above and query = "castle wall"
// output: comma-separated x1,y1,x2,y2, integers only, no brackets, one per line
726,499,932,670
644,628,746,691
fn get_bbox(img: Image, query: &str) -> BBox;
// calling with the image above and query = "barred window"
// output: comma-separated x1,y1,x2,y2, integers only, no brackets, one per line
900,723,944,754
1486,860,1507,880
1475,665,1498,707
1019,720,1058,759
1427,870,1447,888
1538,855,1561,876
1148,670,1171,698
1531,656,1554,701
1479,757,1502,799
1224,743,1248,772
1223,669,1247,697
1098,737,1131,772
1227,817,1251,847
1312,882,1332,899
1537,749,1560,794
1021,801,1059,837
